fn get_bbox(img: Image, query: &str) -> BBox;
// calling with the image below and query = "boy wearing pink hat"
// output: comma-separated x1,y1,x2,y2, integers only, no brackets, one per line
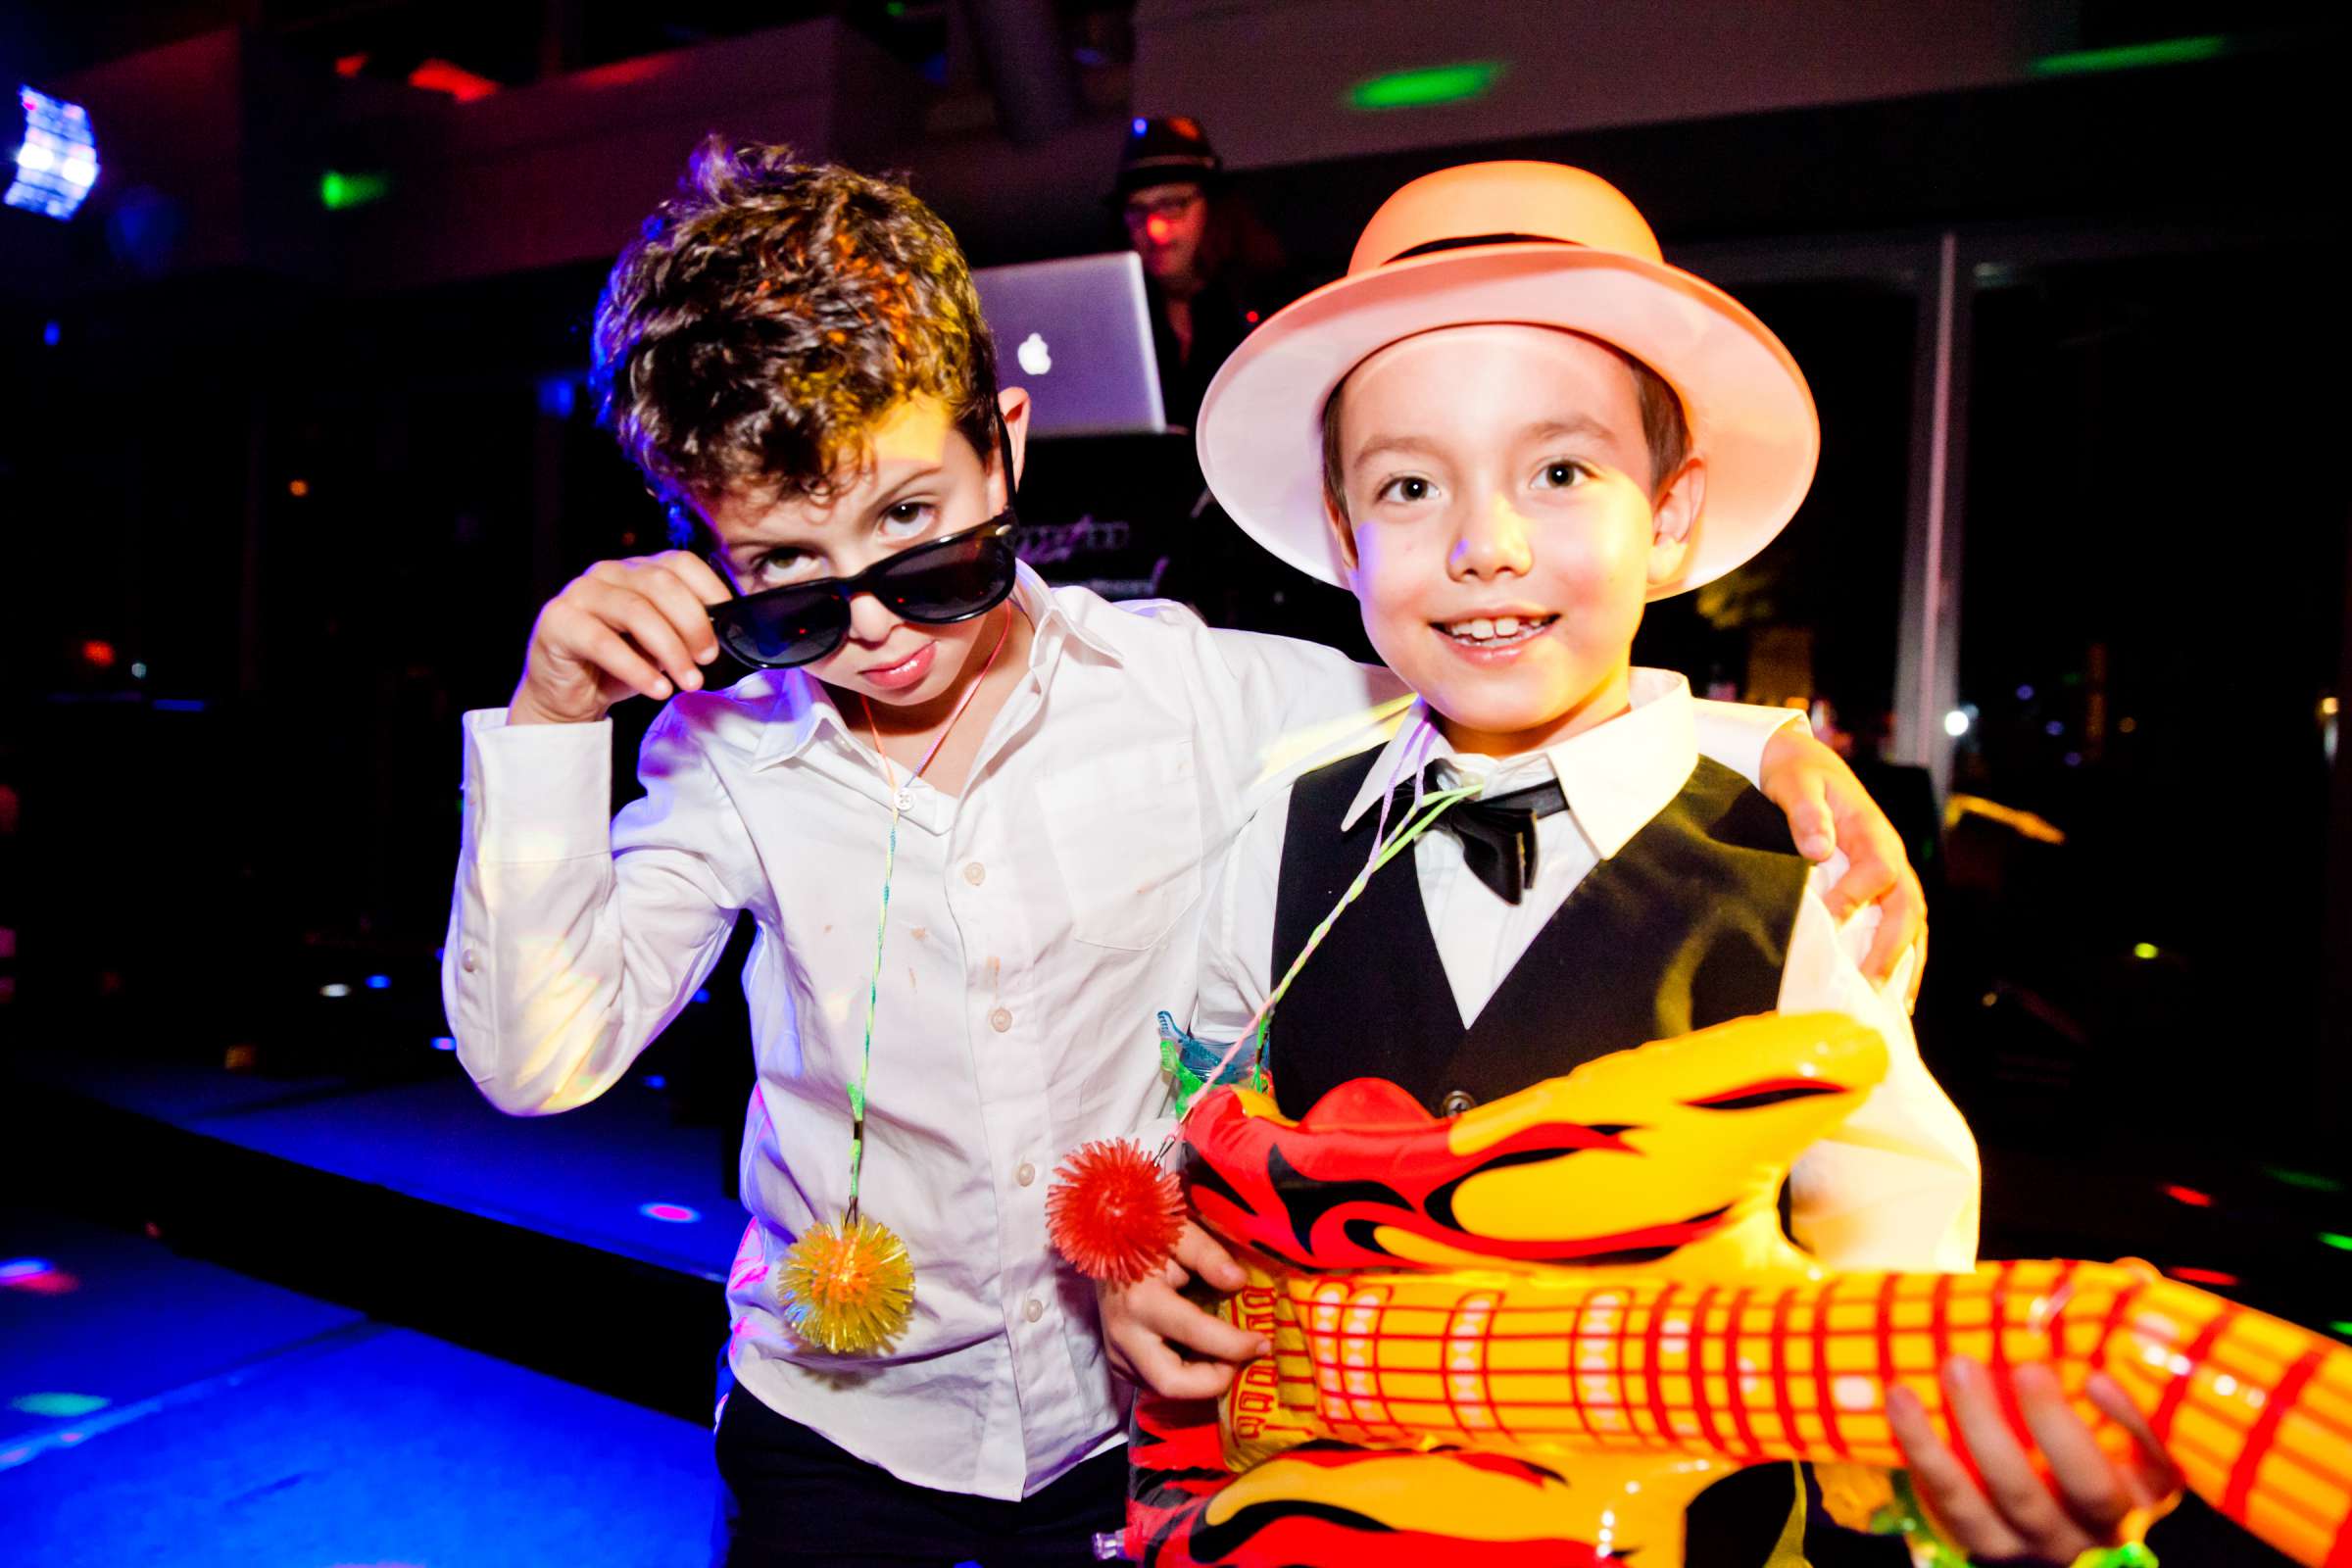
1107,163,2178,1563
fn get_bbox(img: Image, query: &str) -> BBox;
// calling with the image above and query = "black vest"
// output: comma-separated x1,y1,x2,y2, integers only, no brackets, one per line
1264,747,1848,1566
1267,748,1809,1120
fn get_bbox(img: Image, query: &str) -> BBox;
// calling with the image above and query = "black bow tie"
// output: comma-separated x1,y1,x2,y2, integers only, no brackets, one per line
1385,761,1569,905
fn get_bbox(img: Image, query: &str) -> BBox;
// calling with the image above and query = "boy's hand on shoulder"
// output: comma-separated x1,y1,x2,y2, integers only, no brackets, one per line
1096,1219,1272,1400
1758,724,1926,990
1887,1354,2181,1565
510,552,733,726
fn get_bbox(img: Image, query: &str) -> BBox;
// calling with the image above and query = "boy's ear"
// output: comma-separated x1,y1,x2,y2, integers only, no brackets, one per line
995,387,1033,507
1646,455,1705,590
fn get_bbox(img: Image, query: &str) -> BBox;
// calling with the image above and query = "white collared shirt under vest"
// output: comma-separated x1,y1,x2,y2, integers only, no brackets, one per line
1195,666,1981,1279
443,567,1801,1499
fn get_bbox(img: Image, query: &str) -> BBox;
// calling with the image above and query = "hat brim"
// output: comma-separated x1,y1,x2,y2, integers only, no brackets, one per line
1196,244,1818,599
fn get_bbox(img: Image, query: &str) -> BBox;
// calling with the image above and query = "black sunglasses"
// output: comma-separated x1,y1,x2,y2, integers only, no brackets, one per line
708,513,1021,669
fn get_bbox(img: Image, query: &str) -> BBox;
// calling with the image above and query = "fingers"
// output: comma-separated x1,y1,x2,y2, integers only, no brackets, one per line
1860,866,1928,984
1124,1329,1238,1401
1128,1280,1270,1365
579,564,712,691
2084,1371,2186,1506
1786,773,1838,863
657,549,738,609
2013,1364,2132,1543
1173,1220,1247,1294
564,616,671,703
631,559,726,664
1941,1356,2097,1559
1102,1277,1266,1401
1886,1378,2034,1561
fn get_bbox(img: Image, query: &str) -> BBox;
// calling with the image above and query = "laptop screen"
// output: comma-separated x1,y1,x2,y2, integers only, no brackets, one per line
972,252,1168,439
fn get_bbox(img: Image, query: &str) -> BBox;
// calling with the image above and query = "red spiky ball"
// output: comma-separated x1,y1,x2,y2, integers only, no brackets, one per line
1046,1138,1185,1284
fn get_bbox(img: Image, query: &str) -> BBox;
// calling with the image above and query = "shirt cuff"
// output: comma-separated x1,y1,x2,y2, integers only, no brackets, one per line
462,708,614,863
1689,698,1805,786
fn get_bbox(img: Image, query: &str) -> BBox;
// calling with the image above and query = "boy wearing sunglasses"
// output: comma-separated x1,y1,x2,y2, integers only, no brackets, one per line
446,140,1929,1566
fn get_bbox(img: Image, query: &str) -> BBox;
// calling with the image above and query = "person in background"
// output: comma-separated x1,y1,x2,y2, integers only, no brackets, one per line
1109,117,1285,432
1110,118,1368,651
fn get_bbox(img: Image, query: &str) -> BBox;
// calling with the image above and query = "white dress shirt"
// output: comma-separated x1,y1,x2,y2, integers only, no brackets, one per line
1195,668,1981,1276
442,568,1804,1499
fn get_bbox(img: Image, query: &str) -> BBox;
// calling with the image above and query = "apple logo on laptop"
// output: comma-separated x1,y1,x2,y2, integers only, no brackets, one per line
1017,332,1053,376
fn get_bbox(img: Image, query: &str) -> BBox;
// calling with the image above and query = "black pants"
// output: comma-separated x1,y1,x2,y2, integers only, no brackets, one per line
712,1388,1127,1567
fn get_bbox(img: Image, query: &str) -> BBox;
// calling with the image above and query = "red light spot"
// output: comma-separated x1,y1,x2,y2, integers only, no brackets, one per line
80,640,117,668
4,1269,80,1295
407,59,501,102
2167,1266,2239,1288
335,52,369,77
2162,1184,2213,1207
1245,311,1259,323
1146,217,1172,244
287,478,310,498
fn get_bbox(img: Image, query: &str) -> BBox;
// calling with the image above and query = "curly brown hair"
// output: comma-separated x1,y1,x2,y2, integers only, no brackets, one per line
592,137,1001,546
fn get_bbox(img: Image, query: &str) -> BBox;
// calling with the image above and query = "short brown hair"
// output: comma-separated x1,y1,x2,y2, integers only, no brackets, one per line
1320,338,1690,521
592,137,1001,545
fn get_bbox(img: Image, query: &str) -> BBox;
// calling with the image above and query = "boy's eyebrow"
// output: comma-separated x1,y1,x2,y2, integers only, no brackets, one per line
726,460,949,558
1348,432,1446,473
1348,415,1624,475
1519,414,1621,447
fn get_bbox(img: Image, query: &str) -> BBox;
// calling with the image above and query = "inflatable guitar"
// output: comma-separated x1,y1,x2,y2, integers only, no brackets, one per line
1103,1013,2351,1566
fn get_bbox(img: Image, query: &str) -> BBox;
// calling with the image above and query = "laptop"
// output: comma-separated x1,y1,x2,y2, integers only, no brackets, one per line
972,252,1168,438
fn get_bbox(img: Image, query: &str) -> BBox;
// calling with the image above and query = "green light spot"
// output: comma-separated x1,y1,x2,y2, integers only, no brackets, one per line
2132,942,2158,959
2268,1166,2345,1194
2030,34,2230,77
11,1392,109,1418
2333,1321,2352,1339
1348,61,1503,112
885,0,906,14
2323,1232,2352,1252
319,170,390,211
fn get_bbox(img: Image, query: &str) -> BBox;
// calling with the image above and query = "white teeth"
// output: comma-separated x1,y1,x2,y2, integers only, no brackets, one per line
1443,614,1550,644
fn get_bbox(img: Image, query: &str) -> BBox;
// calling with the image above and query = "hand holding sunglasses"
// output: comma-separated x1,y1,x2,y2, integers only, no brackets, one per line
707,514,1022,669
509,551,734,727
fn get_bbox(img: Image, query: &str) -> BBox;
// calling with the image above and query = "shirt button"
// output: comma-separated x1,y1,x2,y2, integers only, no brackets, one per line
1439,1089,1477,1116
1015,1161,1037,1187
1023,1298,1045,1323
989,1006,1013,1033
461,949,480,974
963,860,987,886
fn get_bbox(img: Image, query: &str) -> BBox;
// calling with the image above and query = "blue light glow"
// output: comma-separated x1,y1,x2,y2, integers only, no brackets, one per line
0,1258,51,1281
41,320,59,346
431,1036,456,1051
8,87,99,220
366,974,390,990
150,699,207,713
1132,117,1147,134
10,1393,108,1418
692,988,711,1004
644,1074,666,1089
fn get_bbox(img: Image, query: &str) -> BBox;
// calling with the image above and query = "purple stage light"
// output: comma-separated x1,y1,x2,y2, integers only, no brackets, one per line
430,1036,456,1051
638,1202,700,1224
0,1258,50,1280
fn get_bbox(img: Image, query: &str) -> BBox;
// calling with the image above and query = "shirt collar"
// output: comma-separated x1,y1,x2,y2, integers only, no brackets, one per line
1336,668,1700,862
751,564,1109,769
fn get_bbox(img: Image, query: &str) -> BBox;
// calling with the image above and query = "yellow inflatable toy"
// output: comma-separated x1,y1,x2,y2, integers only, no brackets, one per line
1101,1013,2352,1567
